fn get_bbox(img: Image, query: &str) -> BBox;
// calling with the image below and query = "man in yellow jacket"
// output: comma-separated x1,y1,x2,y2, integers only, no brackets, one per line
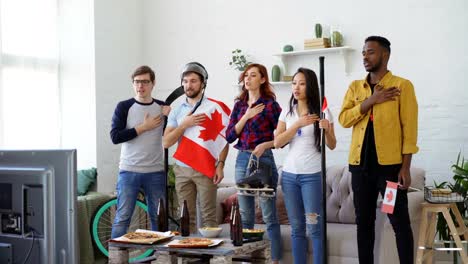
339,36,418,264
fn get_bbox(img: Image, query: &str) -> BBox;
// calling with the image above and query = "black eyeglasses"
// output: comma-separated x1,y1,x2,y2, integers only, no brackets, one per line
133,79,152,85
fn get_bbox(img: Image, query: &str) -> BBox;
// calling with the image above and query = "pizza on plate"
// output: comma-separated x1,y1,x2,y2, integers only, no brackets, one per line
115,231,169,244
123,232,162,240
178,237,213,246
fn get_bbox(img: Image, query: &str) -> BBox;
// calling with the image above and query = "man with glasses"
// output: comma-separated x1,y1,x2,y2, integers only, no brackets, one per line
110,65,171,238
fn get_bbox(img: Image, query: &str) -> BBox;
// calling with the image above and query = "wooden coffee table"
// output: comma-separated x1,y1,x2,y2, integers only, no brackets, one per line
108,237,271,264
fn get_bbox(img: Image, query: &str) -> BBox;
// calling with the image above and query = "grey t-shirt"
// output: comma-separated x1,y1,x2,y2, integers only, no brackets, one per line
110,98,165,173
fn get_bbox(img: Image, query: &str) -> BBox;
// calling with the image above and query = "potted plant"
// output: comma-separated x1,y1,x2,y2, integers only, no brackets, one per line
435,151,468,263
229,49,251,72
167,164,177,215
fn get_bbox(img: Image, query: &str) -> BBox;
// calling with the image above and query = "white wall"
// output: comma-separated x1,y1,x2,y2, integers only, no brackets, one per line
58,0,96,169
94,0,144,193
96,0,468,191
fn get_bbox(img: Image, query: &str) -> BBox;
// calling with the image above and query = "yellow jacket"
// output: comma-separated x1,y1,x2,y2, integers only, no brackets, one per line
339,71,419,165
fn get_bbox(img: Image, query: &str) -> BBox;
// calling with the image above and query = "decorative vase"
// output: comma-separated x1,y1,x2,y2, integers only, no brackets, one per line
330,25,343,47
271,65,280,82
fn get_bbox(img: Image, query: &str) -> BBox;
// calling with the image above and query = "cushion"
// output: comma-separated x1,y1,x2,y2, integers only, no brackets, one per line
221,193,238,223
77,167,97,196
221,188,289,225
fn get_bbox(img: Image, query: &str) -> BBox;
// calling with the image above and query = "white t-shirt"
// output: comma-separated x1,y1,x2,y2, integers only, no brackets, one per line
279,105,334,174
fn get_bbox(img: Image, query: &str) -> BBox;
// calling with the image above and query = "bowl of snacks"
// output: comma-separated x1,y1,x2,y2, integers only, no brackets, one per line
242,228,264,239
199,227,222,238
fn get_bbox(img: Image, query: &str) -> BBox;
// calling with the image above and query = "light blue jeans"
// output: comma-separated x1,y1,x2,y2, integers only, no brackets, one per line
111,170,166,238
235,149,282,261
281,171,323,264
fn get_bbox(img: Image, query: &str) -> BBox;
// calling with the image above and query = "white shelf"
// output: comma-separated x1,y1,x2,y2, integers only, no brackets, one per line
273,46,353,75
273,46,353,57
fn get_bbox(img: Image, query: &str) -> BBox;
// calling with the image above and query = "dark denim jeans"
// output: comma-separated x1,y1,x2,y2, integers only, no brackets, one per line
351,166,414,264
111,170,166,239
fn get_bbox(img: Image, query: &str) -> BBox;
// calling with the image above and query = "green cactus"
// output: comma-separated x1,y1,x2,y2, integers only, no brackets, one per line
283,45,294,52
271,65,281,82
331,31,343,47
315,23,322,38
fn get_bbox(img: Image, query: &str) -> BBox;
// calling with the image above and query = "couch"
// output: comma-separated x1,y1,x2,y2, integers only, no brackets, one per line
214,165,425,264
77,191,113,264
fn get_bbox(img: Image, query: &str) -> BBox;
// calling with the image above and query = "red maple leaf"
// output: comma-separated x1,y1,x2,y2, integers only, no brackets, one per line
386,190,394,203
198,110,225,141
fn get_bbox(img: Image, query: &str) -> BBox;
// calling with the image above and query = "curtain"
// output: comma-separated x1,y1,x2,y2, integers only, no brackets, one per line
0,0,60,148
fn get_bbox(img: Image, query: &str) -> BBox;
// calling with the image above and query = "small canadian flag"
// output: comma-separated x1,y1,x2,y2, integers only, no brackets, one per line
321,96,334,120
322,96,328,112
381,181,398,214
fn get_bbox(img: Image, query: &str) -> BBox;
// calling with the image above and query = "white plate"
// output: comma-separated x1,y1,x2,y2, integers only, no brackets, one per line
111,229,174,244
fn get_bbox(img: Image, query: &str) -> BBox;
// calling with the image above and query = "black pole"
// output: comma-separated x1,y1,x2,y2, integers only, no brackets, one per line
319,56,327,264
163,86,185,229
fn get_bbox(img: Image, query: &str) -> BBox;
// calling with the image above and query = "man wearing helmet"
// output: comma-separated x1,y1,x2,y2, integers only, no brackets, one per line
164,62,229,232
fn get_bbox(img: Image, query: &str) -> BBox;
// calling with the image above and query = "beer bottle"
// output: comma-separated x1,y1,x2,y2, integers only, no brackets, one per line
232,201,243,246
180,200,190,237
229,202,236,240
157,198,168,231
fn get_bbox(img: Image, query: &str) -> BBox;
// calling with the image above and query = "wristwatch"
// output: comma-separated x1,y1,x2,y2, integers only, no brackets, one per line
216,160,225,167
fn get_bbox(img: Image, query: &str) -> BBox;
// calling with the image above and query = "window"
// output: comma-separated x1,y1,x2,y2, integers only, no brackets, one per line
0,0,60,148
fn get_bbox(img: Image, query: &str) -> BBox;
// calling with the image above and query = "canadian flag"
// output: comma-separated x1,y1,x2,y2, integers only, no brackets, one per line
381,181,398,214
321,96,334,120
322,96,328,112
173,98,231,178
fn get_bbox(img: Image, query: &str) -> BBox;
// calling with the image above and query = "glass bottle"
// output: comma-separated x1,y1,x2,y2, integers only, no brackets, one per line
180,200,190,237
157,198,168,232
231,201,243,246
229,203,236,240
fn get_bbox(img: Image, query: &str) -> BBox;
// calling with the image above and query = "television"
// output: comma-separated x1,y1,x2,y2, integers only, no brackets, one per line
0,149,78,264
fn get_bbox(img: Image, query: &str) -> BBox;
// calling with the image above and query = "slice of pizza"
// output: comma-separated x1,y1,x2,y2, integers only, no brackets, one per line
178,237,213,246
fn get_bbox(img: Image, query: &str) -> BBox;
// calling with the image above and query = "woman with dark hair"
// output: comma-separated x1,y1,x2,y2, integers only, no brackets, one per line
274,67,336,264
226,63,282,264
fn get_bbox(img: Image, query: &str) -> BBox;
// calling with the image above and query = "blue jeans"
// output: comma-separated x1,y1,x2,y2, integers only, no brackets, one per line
111,170,166,238
281,171,323,264
235,150,282,261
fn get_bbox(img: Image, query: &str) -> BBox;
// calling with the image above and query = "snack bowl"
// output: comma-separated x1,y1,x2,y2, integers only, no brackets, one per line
199,227,222,238
242,228,264,239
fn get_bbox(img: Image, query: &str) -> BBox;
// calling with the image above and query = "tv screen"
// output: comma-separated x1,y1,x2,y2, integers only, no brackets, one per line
0,149,78,264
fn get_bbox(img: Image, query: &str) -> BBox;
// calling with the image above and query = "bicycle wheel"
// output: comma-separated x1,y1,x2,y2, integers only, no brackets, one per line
90,198,154,261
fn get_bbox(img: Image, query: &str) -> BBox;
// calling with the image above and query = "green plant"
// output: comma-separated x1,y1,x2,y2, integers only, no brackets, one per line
167,164,178,218
315,23,322,38
229,49,251,71
331,31,343,47
283,44,294,52
435,151,468,250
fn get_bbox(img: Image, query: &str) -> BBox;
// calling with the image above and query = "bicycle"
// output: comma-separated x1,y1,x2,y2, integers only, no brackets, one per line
90,192,154,262
90,87,185,261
